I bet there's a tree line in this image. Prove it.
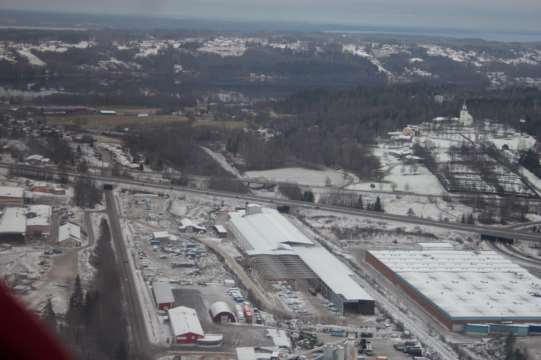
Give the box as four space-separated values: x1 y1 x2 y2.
42 219 129 360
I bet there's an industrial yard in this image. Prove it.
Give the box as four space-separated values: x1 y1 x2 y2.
1 99 541 360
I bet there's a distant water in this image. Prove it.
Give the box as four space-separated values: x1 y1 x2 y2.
323 27 541 43
1 10 540 43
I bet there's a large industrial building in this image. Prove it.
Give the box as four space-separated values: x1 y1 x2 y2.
0 186 24 207
366 250 541 331
0 205 52 241
0 207 26 241
229 205 374 315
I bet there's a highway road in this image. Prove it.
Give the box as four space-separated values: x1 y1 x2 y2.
105 190 154 360
5 161 541 203
487 241 541 270
6 163 541 243
507 220 541 230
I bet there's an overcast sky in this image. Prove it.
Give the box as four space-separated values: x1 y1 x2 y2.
3 0 541 32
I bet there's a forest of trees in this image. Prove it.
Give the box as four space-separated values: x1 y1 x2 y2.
125 126 232 177
73 176 102 208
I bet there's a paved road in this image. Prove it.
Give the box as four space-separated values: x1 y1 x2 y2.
5 161 541 203
356 267 459 360
6 163 541 243
105 190 154 360
487 241 541 270
506 220 541 230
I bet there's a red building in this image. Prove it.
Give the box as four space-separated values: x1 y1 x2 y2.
168 306 204 344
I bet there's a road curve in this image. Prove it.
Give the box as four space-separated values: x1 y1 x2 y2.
487 241 541 270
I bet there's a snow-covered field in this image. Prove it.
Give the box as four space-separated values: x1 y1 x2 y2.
348 164 444 195
300 209 476 254
245 167 358 187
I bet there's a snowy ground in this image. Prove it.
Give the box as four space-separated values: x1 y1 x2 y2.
201 146 241 177
520 167 541 196
299 209 477 253
347 143 445 195
116 189 245 345
245 167 358 187
348 164 445 195
16 49 46 66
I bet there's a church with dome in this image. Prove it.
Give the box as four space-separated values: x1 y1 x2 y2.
459 103 474 126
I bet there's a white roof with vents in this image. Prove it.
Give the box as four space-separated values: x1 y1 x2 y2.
152 282 174 305
369 250 541 321
229 206 313 252
168 306 204 337
229 205 372 302
0 186 24 198
58 223 80 242
0 207 26 234
26 205 51 227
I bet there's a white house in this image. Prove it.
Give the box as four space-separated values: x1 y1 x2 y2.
58 223 81 247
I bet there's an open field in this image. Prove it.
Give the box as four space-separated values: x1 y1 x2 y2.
191 119 246 130
47 114 190 129
245 167 358 187
47 115 246 130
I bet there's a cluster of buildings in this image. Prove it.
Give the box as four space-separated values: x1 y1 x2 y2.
97 143 140 169
432 103 474 127
228 204 375 315
0 186 50 241
0 185 80 245
151 281 224 346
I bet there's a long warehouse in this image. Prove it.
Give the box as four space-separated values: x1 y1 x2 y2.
367 249 541 331
229 204 374 315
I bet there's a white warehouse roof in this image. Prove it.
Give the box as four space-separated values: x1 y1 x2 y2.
26 205 52 227
0 207 26 234
58 223 81 242
152 281 175 305
369 250 541 321
153 231 171 239
229 206 313 252
296 245 371 301
0 186 24 198
179 218 206 231
229 205 372 302
418 242 454 250
214 224 227 233
168 306 204 337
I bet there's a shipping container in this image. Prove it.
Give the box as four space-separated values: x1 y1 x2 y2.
330 329 346 337
243 303 253 323
464 324 490 335
528 325 541 334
